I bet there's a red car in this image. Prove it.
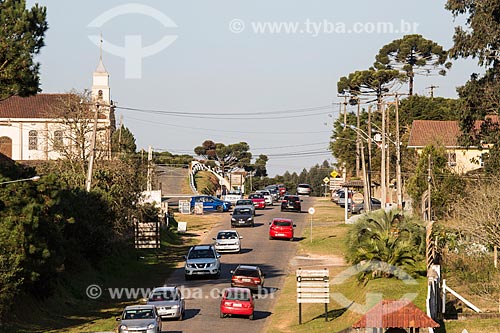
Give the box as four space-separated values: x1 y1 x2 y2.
277 184 287 198
230 265 265 291
220 287 255 320
269 218 296 240
248 193 266 209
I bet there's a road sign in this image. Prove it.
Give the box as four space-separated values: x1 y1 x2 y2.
308 207 315 215
296 268 330 324
323 177 330 184
352 192 364 204
330 170 338 178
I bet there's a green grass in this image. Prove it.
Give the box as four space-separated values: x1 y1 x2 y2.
266 197 500 333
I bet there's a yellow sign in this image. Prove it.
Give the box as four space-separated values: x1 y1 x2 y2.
323 177 330 184
330 170 338 178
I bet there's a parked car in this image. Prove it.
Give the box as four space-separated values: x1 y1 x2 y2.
256 189 273 206
190 195 232 213
296 183 312 196
269 218 296 240
231 207 255 227
281 195 302 212
248 193 266 209
331 188 343 203
350 197 382 214
219 287 255 320
146 286 185 320
184 244 221 280
234 199 256 216
230 264 265 291
337 190 355 208
116 305 161 333
213 230 242 253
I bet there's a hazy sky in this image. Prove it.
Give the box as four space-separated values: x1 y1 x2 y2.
28 0 481 176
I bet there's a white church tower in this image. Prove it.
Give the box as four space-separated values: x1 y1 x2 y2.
91 39 110 106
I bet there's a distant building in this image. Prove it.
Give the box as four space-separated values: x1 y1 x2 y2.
0 57 114 161
407 117 498 174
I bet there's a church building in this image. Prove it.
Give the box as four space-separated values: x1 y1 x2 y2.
0 57 115 161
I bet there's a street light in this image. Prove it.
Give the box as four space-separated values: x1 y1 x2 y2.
0 175 41 185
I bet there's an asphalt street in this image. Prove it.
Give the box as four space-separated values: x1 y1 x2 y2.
161 196 314 333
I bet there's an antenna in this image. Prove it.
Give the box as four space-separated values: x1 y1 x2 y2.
99 32 103 61
426 85 439 98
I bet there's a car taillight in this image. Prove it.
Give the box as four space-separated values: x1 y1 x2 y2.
223 301 232 307
252 278 261 284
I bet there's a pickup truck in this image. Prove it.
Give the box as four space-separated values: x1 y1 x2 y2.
223 191 243 205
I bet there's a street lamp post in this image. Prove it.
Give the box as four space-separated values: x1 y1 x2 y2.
0 176 41 185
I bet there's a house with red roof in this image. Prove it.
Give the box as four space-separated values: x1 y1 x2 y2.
407 117 498 174
0 58 114 161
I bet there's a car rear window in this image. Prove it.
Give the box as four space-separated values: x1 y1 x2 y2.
149 290 175 301
234 269 259 277
236 200 253 205
274 221 292 227
225 290 251 301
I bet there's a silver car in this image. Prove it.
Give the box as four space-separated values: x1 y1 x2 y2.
213 230 242 253
146 286 185 320
184 244 221 280
234 199 256 216
116 304 161 333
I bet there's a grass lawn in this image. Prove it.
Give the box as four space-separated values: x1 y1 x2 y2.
266 197 500 333
6 212 221 333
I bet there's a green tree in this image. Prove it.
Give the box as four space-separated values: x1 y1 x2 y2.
194 140 252 175
112 125 137 155
374 34 452 96
0 0 48 100
398 95 460 126
344 210 425 281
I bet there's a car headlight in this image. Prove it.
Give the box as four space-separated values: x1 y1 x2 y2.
207 263 213 267
231 218 236 221
171 304 179 309
187 263 195 268
247 217 253 221
119 324 127 330
147 323 155 329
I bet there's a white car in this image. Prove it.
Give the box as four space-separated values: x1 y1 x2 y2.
212 230 242 253
296 183 312 196
256 190 273 206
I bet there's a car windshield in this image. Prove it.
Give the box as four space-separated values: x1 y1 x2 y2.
234 268 259 277
123 309 154 320
188 249 215 259
236 200 253 205
225 290 251 301
217 232 238 239
148 290 175 301
274 221 292 227
234 208 251 215
250 194 263 199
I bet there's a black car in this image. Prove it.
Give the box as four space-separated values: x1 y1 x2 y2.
231 207 255 227
280 195 302 212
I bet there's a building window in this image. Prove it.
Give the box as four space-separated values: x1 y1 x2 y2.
98 90 103 99
54 130 63 151
447 152 457 166
29 130 38 150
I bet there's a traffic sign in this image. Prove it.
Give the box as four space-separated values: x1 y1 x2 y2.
323 177 330 184
330 170 338 178
308 207 315 215
352 193 364 204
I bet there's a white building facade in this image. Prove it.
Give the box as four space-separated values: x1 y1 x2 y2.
0 59 114 161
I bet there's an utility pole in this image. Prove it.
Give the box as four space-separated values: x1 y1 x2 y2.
337 93 349 131
117 114 123 157
355 99 361 178
426 85 439 99
427 154 432 221
395 94 403 210
147 145 153 192
86 102 100 192
367 105 373 208
386 102 391 205
380 101 387 208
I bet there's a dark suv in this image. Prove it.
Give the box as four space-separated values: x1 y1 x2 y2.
280 195 302 212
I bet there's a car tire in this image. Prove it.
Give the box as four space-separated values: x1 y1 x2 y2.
289 237 294 241
249 312 254 320
178 311 183 321
269 236 273 240
185 274 191 281
220 311 225 318
251 222 255 228
216 205 223 213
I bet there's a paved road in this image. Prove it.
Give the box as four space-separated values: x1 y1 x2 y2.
161 197 314 333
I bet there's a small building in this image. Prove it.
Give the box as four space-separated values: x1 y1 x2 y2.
0 57 114 161
352 299 439 333
407 118 498 174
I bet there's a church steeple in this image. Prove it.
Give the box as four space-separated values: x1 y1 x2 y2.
92 34 110 105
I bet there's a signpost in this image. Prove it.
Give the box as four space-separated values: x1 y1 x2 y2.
134 220 160 249
296 268 330 324
178 200 191 214
308 207 315 243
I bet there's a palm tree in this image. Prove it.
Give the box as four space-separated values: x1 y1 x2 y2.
345 210 425 281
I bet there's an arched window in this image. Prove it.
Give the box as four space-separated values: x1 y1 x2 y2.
0 136 12 158
98 90 103 99
54 130 63 151
29 130 38 150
